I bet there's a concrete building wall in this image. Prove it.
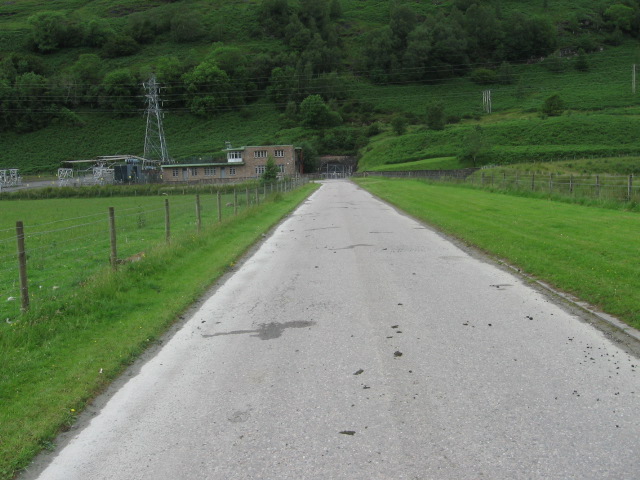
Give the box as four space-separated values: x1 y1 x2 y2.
161 145 301 183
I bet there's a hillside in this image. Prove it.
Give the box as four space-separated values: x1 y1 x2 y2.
1 0 640 173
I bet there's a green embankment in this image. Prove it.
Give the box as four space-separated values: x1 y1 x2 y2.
354 177 640 330
0 183 318 480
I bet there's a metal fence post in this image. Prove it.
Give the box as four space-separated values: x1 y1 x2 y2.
217 190 222 223
16 221 29 311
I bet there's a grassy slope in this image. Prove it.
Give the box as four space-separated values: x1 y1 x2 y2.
0 183 318 480
355 177 640 329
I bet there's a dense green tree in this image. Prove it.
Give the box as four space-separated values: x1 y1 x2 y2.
262 155 279 182
391 114 407 135
541 93 565 116
460 125 490 166
27 12 71 52
260 0 291 36
182 61 232 116
300 94 340 128
284 14 313 51
403 24 432 81
361 27 398 82
83 18 114 48
329 0 343 20
10 72 55 132
268 66 297 108
464 4 503 61
574 49 589 71
390 4 417 51
426 102 446 130
503 14 557 60
423 14 469 78
99 68 141 116
101 35 140 58
604 4 636 33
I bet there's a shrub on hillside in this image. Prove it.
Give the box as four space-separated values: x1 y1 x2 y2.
171 11 206 42
101 35 140 58
541 94 565 117
470 68 498 85
426 103 445 131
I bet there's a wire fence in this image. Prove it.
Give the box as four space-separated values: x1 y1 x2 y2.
360 170 639 203
0 179 307 321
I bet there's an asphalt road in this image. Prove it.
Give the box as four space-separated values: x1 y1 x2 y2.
25 180 640 479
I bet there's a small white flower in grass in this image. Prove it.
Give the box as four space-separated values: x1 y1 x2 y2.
52 286 59 290
7 296 15 302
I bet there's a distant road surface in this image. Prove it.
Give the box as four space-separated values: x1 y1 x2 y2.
24 180 640 479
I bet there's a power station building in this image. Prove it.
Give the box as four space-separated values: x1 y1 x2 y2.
160 144 303 183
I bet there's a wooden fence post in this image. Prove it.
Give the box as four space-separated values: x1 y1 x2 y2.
246 187 250 207
165 198 170 244
628 174 633 202
234 189 238 216
549 173 553 194
195 194 201 233
531 173 535 191
16 221 29 311
255 187 259 205
109 207 117 270
569 175 574 194
217 190 222 223
596 175 600 198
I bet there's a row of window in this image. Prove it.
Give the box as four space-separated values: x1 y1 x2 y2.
254 149 285 158
255 165 285 174
171 167 236 177
171 165 286 177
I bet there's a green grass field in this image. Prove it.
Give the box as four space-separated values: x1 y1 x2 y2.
0 182 318 480
354 177 640 330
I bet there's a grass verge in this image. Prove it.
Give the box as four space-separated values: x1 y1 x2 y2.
354 177 639 329
0 183 318 480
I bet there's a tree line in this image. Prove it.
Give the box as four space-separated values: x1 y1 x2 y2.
1 0 639 134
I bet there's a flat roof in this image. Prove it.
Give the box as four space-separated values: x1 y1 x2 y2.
161 163 243 168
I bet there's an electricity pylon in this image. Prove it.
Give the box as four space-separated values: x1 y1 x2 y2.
143 75 172 164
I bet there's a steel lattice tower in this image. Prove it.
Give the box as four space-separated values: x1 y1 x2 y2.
144 75 172 164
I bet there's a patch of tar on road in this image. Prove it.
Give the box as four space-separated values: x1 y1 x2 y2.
334 244 374 250
202 321 316 341
304 226 340 231
490 284 513 290
227 408 252 423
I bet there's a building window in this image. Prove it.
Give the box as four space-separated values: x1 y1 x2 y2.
228 151 242 160
229 167 236 175
191 168 198 176
204 167 216 176
255 165 266 175
172 169 178 177
274 149 284 158
254 150 267 158
278 164 285 173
